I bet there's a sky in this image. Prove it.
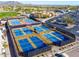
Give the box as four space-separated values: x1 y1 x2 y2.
0 0 79 5
18 1 79 5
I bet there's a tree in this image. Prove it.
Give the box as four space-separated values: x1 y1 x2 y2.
15 7 21 12
63 15 75 24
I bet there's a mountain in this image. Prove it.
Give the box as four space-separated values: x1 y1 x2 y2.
0 1 23 6
0 1 71 7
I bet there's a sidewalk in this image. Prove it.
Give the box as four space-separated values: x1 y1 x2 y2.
0 27 11 57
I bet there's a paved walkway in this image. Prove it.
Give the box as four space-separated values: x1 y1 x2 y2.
0 27 11 57
0 30 4 57
65 46 79 57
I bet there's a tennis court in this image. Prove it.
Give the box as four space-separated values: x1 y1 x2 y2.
10 19 21 25
40 25 49 31
22 28 33 34
30 36 47 48
17 36 49 56
13 29 24 36
33 27 44 33
51 32 69 41
10 20 73 56
43 34 61 46
18 39 34 53
24 19 36 23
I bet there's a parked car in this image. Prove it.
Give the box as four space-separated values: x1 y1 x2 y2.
55 53 68 57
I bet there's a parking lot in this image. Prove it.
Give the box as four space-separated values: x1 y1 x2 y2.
65 46 79 57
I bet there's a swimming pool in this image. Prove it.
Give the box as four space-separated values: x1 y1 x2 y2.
11 19 21 25
14 29 24 36
43 34 61 46
22 28 33 34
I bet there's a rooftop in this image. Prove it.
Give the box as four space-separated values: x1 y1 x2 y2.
46 10 79 37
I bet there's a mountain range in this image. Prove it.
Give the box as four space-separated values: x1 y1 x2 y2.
0 1 23 6
0 1 71 7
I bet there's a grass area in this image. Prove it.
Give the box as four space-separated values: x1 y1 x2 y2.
0 12 19 18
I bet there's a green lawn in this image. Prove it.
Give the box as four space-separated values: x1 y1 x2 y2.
0 12 18 18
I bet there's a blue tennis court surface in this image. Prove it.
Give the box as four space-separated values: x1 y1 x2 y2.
22 28 33 34
11 19 21 25
51 32 69 41
18 39 34 52
43 34 61 45
40 25 49 30
25 19 36 23
33 27 44 33
30 36 47 48
14 29 24 36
